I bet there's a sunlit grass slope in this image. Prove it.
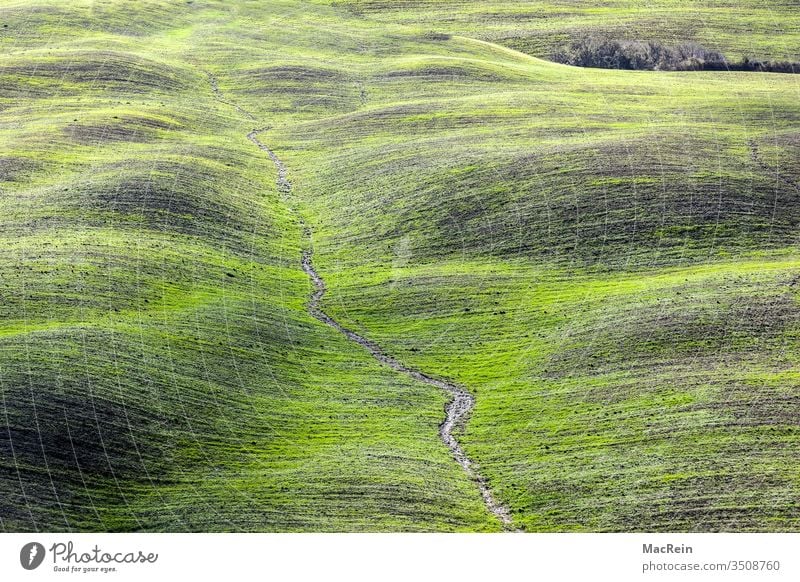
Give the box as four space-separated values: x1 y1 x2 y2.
248 28 800 530
0 1 497 532
1 0 799 532
324 0 800 61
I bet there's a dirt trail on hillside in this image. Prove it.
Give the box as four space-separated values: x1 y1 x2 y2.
247 129 514 528
298 248 514 528
206 71 514 529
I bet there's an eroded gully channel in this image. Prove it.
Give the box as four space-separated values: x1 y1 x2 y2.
206 72 513 529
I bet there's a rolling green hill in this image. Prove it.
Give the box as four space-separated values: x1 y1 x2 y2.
1 0 798 531
326 0 800 61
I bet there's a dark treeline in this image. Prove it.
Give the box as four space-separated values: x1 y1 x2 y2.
553 37 799 73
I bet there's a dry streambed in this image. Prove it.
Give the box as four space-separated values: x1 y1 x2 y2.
247 128 514 530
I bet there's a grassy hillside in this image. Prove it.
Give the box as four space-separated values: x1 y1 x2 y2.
326 0 800 61
1 0 799 532
0 1 497 532
261 35 800 530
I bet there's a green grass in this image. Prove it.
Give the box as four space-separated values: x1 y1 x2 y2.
1 0 799 532
324 0 800 61
320 254 800 530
